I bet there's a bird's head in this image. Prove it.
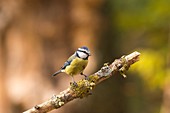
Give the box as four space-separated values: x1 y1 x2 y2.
76 46 91 59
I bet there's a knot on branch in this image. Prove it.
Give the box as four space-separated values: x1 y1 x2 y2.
115 56 129 78
114 51 140 78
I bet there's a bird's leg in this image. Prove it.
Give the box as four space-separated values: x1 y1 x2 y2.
80 72 88 80
71 76 78 86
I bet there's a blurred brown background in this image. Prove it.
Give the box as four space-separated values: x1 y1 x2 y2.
0 0 170 113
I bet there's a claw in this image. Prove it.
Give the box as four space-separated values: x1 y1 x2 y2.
70 81 78 87
70 76 78 86
73 81 78 86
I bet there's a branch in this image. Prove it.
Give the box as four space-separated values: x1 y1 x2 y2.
23 51 140 113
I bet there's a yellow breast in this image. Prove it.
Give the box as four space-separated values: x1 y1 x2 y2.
65 58 88 76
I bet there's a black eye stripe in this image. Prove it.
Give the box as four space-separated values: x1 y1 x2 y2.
77 50 89 55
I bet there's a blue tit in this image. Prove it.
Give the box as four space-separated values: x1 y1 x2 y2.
52 46 91 84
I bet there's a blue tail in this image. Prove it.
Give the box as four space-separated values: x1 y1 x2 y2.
52 70 62 77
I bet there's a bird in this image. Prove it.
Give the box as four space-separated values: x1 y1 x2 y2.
52 46 91 85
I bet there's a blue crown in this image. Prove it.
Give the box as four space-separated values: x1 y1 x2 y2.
80 46 89 51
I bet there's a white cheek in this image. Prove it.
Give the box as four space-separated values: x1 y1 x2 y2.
77 51 87 58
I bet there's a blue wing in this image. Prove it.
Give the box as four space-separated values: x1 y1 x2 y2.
52 53 76 76
61 53 76 69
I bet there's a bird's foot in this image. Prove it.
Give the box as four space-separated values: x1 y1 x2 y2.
81 73 89 80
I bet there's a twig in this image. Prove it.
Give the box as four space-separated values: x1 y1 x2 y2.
23 51 140 113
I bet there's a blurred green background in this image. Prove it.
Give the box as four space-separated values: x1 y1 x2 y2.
0 0 170 113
